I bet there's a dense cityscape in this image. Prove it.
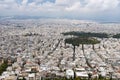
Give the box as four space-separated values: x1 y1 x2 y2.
0 19 120 80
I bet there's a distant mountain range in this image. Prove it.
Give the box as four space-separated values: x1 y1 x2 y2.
0 16 120 24
0 16 54 20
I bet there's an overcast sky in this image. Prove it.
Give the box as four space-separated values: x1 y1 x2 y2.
0 0 120 21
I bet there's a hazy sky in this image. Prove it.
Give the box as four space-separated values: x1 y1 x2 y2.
0 0 120 21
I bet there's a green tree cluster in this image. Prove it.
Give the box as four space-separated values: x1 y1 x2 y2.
0 61 8 75
62 31 109 38
113 34 120 38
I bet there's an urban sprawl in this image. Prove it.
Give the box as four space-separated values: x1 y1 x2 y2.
0 19 120 80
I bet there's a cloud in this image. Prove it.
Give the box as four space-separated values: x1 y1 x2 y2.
22 0 28 5
0 0 120 21
85 0 120 10
65 0 120 12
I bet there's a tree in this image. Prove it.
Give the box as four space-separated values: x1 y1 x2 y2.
113 34 120 38
90 38 100 50
0 60 8 75
62 31 109 38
